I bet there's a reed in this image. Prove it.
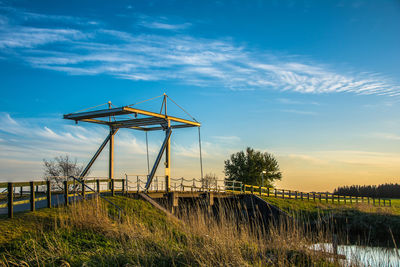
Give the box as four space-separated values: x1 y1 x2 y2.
0 196 354 266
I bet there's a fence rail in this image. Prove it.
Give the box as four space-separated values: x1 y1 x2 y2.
0 177 391 219
227 184 391 207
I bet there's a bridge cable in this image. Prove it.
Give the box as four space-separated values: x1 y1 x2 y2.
166 95 198 122
126 94 164 107
145 131 150 175
71 102 109 114
198 126 204 181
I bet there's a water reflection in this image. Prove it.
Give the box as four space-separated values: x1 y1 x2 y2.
311 243 400 267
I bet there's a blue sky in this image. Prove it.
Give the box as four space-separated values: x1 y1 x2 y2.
0 0 400 191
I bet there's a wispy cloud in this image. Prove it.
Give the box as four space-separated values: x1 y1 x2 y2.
374 133 400 141
280 109 317 115
1 6 400 97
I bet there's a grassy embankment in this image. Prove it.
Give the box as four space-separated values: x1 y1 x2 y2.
262 196 400 247
0 196 345 266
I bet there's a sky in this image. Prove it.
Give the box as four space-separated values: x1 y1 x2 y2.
0 0 400 191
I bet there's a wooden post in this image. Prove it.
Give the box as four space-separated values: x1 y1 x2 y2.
307 193 310 201
326 193 328 203
373 198 375 205
389 199 392 207
251 185 254 194
20 186 23 197
46 180 51 208
344 196 346 204
332 194 334 204
362 196 364 203
300 192 303 200
96 179 100 193
378 198 381 206
282 189 285 199
64 181 69 206
313 193 315 202
8 182 13 219
368 197 370 204
274 189 277 198
288 190 291 199
319 194 322 202
350 196 352 204
267 187 270 197
82 179 85 199
111 179 115 196
383 199 386 206
137 176 139 193
30 181 35 212
122 179 125 194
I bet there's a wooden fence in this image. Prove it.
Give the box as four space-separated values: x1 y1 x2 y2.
229 184 392 207
0 178 126 219
1 178 392 219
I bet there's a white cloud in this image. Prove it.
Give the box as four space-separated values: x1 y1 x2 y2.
374 133 400 141
0 6 399 97
280 109 317 115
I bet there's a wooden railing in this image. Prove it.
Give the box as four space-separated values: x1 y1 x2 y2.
2 178 391 219
0 178 126 219
226 184 392 207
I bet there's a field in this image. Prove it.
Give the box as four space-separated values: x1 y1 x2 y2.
0 195 399 266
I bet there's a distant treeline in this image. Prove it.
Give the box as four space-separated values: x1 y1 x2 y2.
333 183 400 198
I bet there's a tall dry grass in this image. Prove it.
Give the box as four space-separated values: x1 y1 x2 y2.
1 196 347 266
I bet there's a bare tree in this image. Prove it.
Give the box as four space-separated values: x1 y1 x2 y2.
43 155 84 190
201 173 218 190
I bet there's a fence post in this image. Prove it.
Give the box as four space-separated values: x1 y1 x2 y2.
136 176 140 193
368 197 370 204
389 199 391 207
378 198 381 206
288 190 291 199
267 187 270 197
313 193 315 202
20 186 23 197
282 189 285 199
82 179 86 199
274 189 277 198
122 179 125 194
307 193 310 201
383 199 385 206
64 180 69 206
362 196 364 203
29 181 35 212
111 179 115 196
332 194 334 204
46 180 51 208
251 185 254 194
300 192 303 200
8 182 13 218
319 194 321 202
96 179 100 193
344 196 346 204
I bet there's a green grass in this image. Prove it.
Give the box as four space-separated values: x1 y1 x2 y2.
0 196 340 266
262 196 400 247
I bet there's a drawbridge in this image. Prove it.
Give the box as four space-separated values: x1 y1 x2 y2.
63 93 202 192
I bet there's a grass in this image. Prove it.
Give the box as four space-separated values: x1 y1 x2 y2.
0 195 344 266
261 196 400 247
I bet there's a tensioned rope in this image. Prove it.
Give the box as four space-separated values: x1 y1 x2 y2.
146 131 150 174
198 127 204 180
166 95 198 122
126 94 164 107
71 102 109 114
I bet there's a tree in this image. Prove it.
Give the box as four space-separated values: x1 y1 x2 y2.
224 147 282 187
201 173 218 189
43 155 84 190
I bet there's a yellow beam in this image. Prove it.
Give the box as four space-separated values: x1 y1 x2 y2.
123 107 200 127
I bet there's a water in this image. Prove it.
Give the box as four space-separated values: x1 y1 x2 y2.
311 243 400 267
